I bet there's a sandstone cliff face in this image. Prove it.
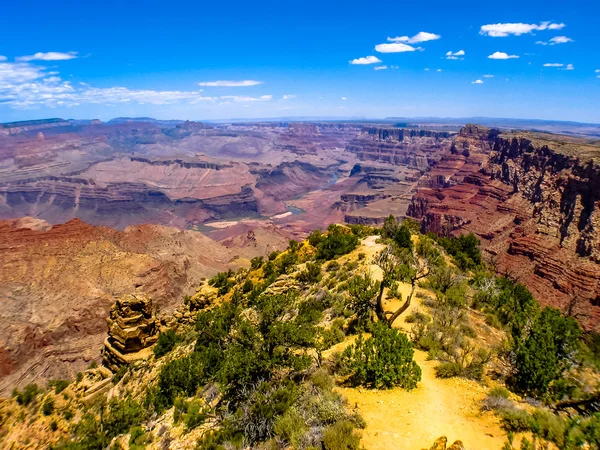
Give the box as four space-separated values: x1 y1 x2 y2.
0 218 239 394
409 125 600 328
346 127 453 169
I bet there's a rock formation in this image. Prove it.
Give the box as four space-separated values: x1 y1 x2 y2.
409 125 600 328
102 294 158 372
422 436 466 450
0 217 244 394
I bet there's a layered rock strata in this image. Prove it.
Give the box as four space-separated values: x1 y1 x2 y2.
409 125 600 328
102 294 158 372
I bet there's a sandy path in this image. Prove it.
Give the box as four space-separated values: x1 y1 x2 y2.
335 237 507 450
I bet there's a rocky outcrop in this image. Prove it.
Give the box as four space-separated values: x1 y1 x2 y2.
102 294 158 372
0 217 240 394
422 436 465 450
409 125 600 328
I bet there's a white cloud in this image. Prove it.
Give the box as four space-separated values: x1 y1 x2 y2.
472 79 484 84
564 64 574 71
198 80 262 87
488 52 519 60
387 31 441 44
544 63 563 67
547 23 566 30
341 97 347 101
483 74 494 78
424 68 430 71
549 36 574 44
374 65 388 71
537 35 574 46
0 61 278 109
596 70 600 73
436 69 442 72
0 56 6 62
349 55 382 65
220 95 272 102
446 50 465 60
390 65 399 69
281 94 296 100
16 51 78 62
375 43 418 53
480 22 565 37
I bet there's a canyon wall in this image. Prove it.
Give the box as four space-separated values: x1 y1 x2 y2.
408 125 600 328
0 217 244 394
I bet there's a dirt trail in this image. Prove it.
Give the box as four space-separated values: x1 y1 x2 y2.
336 237 507 450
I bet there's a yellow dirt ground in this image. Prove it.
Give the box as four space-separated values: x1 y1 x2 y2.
336 236 508 450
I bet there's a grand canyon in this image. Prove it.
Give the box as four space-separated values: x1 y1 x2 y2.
2 116 600 449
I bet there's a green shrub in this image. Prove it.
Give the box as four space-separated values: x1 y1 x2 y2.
50 420 58 431
405 311 430 324
511 307 580 396
342 323 421 390
48 379 70 395
485 313 503 329
326 261 340 272
154 329 179 358
313 225 359 261
13 383 39 406
42 398 55 415
435 362 462 378
297 262 322 284
489 386 510 399
251 256 264 270
184 399 208 431
500 408 532 432
322 420 361 450
274 408 306 447
242 279 254 293
530 409 565 447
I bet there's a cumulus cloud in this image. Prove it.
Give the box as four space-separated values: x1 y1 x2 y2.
564 64 574 71
281 94 296 100
544 63 564 67
349 55 381 65
387 31 441 44
0 61 275 109
446 50 465 60
483 74 494 78
437 69 442 72
16 51 78 62
341 97 347 100
472 79 484 84
390 65 399 69
375 43 419 53
198 80 262 87
480 22 565 37
488 52 519 60
0 56 6 62
374 65 388 71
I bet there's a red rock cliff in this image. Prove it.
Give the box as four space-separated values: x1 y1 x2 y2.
408 125 600 329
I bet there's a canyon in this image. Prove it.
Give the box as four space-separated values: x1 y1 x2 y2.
408 125 600 329
1 117 599 394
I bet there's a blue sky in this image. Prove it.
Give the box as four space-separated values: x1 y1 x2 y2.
1 0 599 123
